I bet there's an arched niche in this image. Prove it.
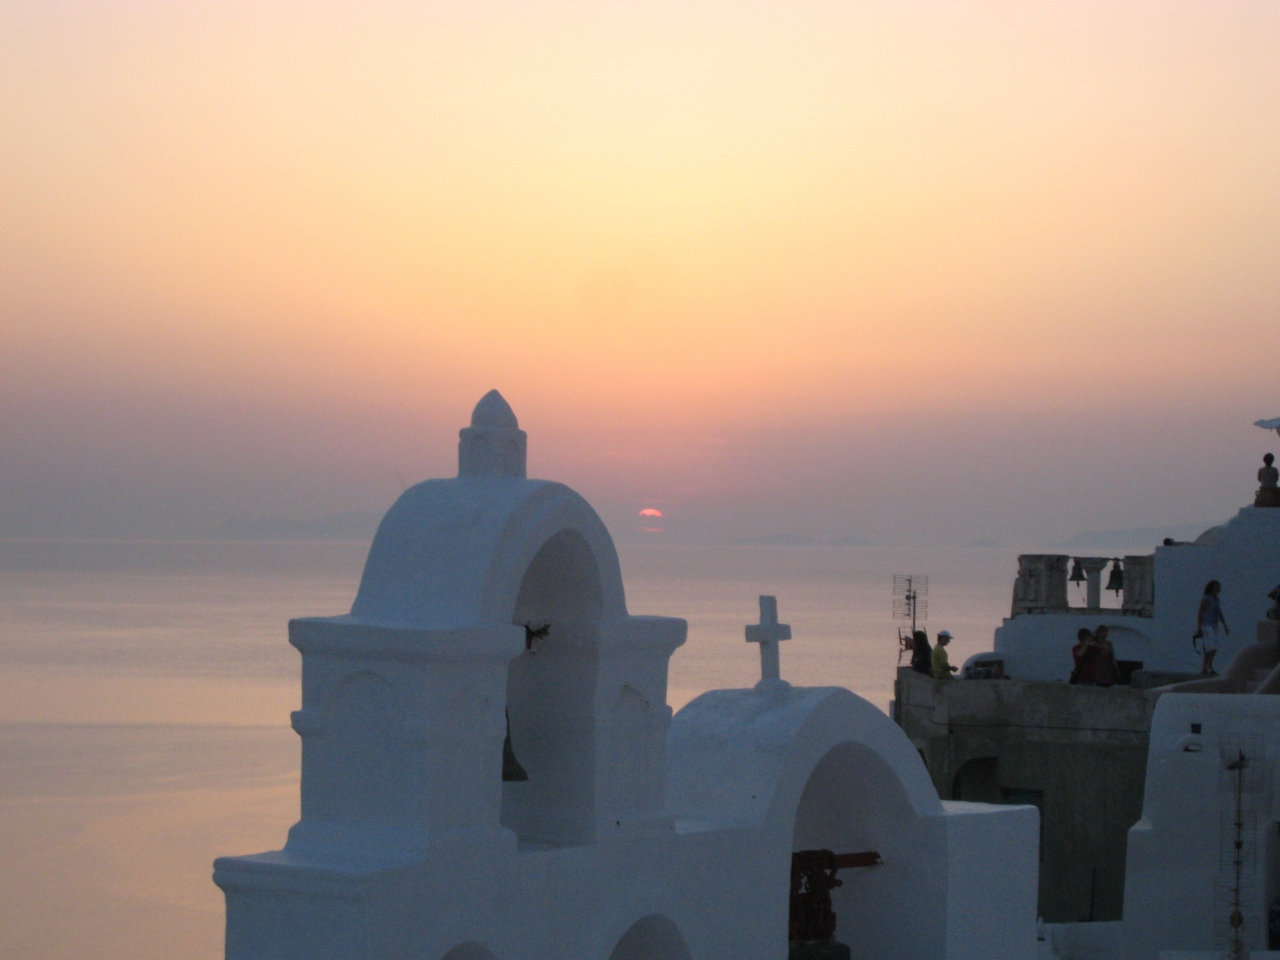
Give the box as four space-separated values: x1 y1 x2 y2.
438 943 501 960
791 741 935 960
501 528 605 846
608 915 692 960
350 479 626 631
951 757 1001 803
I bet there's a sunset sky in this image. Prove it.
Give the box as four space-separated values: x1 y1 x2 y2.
2 1 1278 544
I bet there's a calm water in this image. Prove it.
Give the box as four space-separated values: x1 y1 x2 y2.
0 538 1026 960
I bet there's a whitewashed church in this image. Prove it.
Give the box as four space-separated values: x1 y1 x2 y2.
213 391 1039 960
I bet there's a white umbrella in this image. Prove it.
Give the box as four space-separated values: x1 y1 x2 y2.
1256 417 1280 438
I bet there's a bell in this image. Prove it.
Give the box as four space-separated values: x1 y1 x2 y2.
1069 559 1086 583
1106 560 1124 594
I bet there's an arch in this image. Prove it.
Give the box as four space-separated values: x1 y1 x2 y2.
501 528 606 846
667 686 943 834
789 741 942 960
438 943 501 960
952 756 1001 803
350 479 626 631
511 528 604 623
667 689 947 958
607 915 692 960
793 741 915 850
480 485 624 627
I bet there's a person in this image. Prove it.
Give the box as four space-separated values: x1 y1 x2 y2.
1194 580 1229 675
1258 453 1280 507
1092 624 1119 687
932 630 958 681
1261 453 1279 490
910 630 933 675
1071 628 1097 685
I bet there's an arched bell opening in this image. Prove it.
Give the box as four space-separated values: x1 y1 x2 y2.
789 741 928 960
607 914 692 960
500 527 604 846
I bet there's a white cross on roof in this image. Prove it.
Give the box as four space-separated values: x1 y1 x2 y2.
745 595 792 692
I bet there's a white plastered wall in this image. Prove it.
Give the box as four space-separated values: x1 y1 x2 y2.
1121 693 1280 959
215 394 1041 960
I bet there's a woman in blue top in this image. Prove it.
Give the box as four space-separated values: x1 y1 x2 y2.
1195 580 1229 675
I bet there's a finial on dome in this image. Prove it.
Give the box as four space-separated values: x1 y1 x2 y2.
458 390 527 479
472 389 519 430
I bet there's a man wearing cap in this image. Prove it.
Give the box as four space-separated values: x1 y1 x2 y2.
932 630 958 681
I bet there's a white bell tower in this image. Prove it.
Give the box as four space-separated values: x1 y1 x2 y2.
225 391 685 874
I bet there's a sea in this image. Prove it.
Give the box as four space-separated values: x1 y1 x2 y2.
0 537 1074 960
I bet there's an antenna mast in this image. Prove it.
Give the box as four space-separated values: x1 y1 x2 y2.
893 574 929 661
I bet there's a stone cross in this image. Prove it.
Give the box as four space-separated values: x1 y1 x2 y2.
746 595 791 690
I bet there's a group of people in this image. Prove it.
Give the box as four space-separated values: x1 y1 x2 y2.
908 580 1233 687
909 629 958 681
1069 580 1230 683
1070 625 1120 687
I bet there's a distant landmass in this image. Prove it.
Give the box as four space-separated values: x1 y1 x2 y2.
730 533 878 546
210 511 383 541
732 534 821 546
1055 520 1219 550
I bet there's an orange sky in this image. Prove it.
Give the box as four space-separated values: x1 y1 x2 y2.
2 1 1279 542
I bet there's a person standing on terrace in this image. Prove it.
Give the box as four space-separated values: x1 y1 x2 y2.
932 630 958 681
1194 580 1229 675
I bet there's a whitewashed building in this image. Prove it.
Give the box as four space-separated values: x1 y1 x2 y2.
992 509 1280 681
1043 626 1280 959
214 391 1040 960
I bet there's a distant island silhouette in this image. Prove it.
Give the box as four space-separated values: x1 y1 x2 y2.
1054 520 1219 550
209 511 382 541
730 533 878 547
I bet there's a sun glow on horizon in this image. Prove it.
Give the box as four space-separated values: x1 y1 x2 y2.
2 1 1278 542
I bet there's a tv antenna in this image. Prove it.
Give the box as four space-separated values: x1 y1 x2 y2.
893 575 928 661
1215 740 1263 959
